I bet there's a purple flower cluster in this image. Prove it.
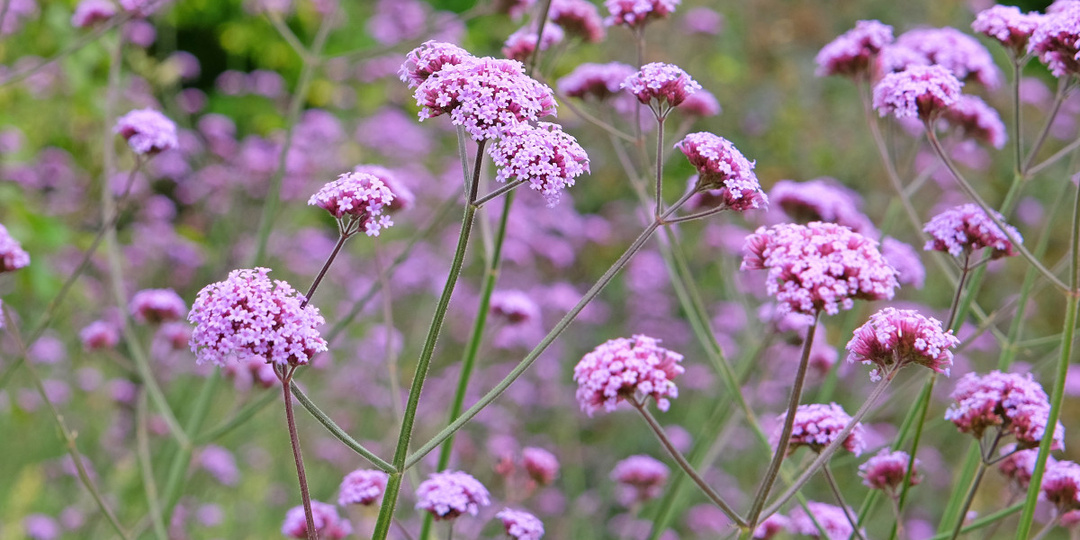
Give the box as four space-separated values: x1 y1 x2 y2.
415 470 492 521
352 164 414 212
0 224 30 272
113 108 178 155
941 95 1007 149
487 122 590 206
788 501 858 540
188 267 327 368
71 0 117 28
129 288 187 324
496 508 545 540
398 40 471 89
894 27 1002 88
80 320 120 351
611 454 669 504
281 501 352 540
922 203 1022 259
846 307 959 381
308 171 395 236
490 289 541 324
773 402 866 456
573 334 685 415
769 178 873 234
622 62 701 114
815 19 894 78
676 132 766 211
873 65 963 121
502 24 565 62
1029 5 1080 78
859 449 921 493
522 447 560 485
604 0 679 28
338 469 389 506
1043 460 1080 512
741 222 899 320
677 89 721 117
549 0 605 42
945 370 1065 450
972 4 1043 54
557 61 636 101
997 445 1046 489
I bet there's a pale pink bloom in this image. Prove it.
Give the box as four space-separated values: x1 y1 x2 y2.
1043 460 1080 512
941 94 1007 148
622 62 701 114
573 334 684 415
114 108 178 155
415 470 491 521
815 20 894 78
789 501 860 540
338 469 389 506
549 0 605 42
497 508 545 540
895 27 1002 88
773 402 866 456
972 4 1044 53
604 0 679 28
0 224 30 272
558 62 636 101
997 444 1051 489
945 370 1065 450
859 449 921 493
129 288 187 324
308 171 395 236
676 132 765 211
522 447 560 485
611 455 669 504
846 307 959 381
502 24 565 62
71 0 117 28
923 203 1022 259
873 65 963 121
1029 5 1080 78
281 501 352 539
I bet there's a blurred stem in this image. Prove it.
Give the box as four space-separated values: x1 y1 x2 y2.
1015 176 1080 540
859 80 924 238
196 377 273 444
1031 515 1061 540
527 0 553 76
279 366 317 540
1021 78 1071 176
373 141 487 540
947 253 972 330
376 239 405 427
291 381 394 472
633 400 746 527
745 312 821 529
928 502 1023 539
1028 136 1080 177
0 12 135 88
887 375 935 540
162 370 220 521
1012 57 1024 175
949 461 988 540
136 392 168 540
822 465 865 540
251 14 334 267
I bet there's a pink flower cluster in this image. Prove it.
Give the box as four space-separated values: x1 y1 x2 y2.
1029 5 1080 78
741 222 898 320
113 108 178 155
942 95 1007 149
80 320 120 351
398 40 471 89
846 307 959 381
1043 460 1080 512
893 27 1001 88
558 61 636 101
522 447 560 485
573 334 685 415
858 449 921 493
338 469 389 506
815 19 894 78
945 370 1065 450
0 224 30 273
873 64 963 121
604 0 679 28
972 4 1043 54
308 171 395 236
675 132 766 211
352 164 414 212
922 203 1022 259
611 454 669 504
496 508 545 540
129 288 187 324
188 268 327 369
622 62 701 114
415 470 492 521
549 0 605 42
502 24 565 62
490 290 541 324
487 122 590 206
769 178 873 234
788 501 859 540
71 0 117 28
281 501 352 539
997 445 1046 489
773 402 865 456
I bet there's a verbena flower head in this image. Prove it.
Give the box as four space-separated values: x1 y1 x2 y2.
859 449 921 493
846 307 959 381
945 370 1065 450
815 20 894 78
676 132 766 211
873 65 963 121
604 0 679 28
611 455 669 504
1043 460 1080 512
338 469 389 506
773 402 866 456
188 267 327 368
622 62 701 116
0 224 30 272
502 24 565 62
72 0 117 28
352 164 414 212
490 290 541 324
895 27 1002 88
308 171 395 236
487 122 590 206
413 56 557 141
129 288 187 324
741 222 899 321
558 62 636 101
1029 5 1080 78
923 203 1022 259
753 514 790 539
399 40 473 89
496 508 545 540
997 445 1050 489
522 447 559 485
113 108 178 155
769 178 873 234
677 89 722 117
281 501 352 540
789 501 858 540
550 0 605 42
415 470 492 521
80 320 120 351
942 94 1007 149
573 334 684 415
972 5 1043 54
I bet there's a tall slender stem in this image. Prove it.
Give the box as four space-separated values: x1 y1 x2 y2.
301 232 349 308
1011 56 1024 176
280 367 318 540
136 392 168 540
821 465 866 540
746 312 820 528
948 462 988 540
655 115 666 218
1022 78 1071 176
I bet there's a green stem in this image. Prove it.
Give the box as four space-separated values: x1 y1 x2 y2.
1021 78 1071 176
161 370 220 521
887 374 935 540
949 461 988 540
136 392 168 540
928 502 1023 540
655 115 665 219
291 381 394 472
1012 56 1023 176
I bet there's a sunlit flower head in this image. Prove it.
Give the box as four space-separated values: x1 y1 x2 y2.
487 122 590 206
923 203 1022 259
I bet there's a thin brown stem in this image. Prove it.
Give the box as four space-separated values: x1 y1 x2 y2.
301 232 349 309
280 367 318 540
822 465 866 540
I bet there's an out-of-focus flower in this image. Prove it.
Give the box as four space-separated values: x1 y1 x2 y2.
611 455 669 504
676 89 721 117
491 290 541 324
873 65 963 121
497 508 545 540
80 320 120 351
352 164 414 212
941 95 1007 149
502 24 565 62
415 470 492 520
972 4 1043 54
622 62 701 116
789 501 860 540
604 0 680 28
23 514 60 540
367 0 426 46
815 20 894 78
923 203 1022 259
558 62 636 101
997 445 1048 489
487 122 590 206
114 108 178 155
859 449 921 494
676 132 765 211
549 0 605 42
773 402 865 456
197 445 239 486
1043 461 1080 512
1029 5 1080 78
399 40 473 89
894 27 1002 88
846 307 959 381
281 501 352 539
522 447 560 485
308 171 395 236
768 178 873 234
0 224 30 272
753 514 789 539
338 469 389 506
945 370 1065 450
681 6 723 35
881 237 926 289
71 0 117 27
129 288 187 324
573 334 684 415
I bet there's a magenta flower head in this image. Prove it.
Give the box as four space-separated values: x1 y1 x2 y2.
487 122 590 206
923 203 1022 259
815 20 894 79
789 501 859 540
129 288 187 324
859 449 921 494
549 0 605 42
413 56 557 141
1029 5 1080 78
769 178 873 234
611 455 669 505
676 132 766 211
491 290 541 324
80 320 120 351
894 27 1002 88
0 224 30 273
308 171 395 236
72 0 118 28
338 469 389 506
997 445 1050 489
872 65 963 122
741 222 899 321
113 108 178 155
846 307 959 381
558 62 636 101
573 334 684 415
945 370 1065 450
496 508 545 540
1043 460 1080 512
399 40 473 89
188 267 327 369
753 514 789 539
941 94 1007 149
502 24 565 62
282 501 352 540
773 402 866 456
677 89 722 117
604 0 679 28
415 470 492 521
521 447 560 485
972 5 1043 54
622 62 701 117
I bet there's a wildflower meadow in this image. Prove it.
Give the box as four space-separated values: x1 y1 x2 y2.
5 0 1080 539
